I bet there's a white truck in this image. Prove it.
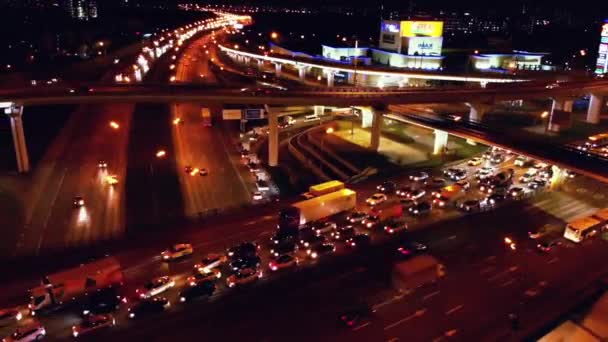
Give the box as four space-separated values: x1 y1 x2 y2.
292 188 356 225
29 257 123 314
392 255 446 293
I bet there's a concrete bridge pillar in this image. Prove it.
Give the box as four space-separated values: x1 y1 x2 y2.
325 70 336 87
548 97 573 133
314 105 325 116
433 130 449 155
274 63 282 76
370 108 383 151
466 102 491 123
265 105 279 167
479 81 488 88
587 93 603 124
6 105 29 173
297 66 307 80
257 59 264 69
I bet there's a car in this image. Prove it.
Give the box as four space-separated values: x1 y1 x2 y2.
483 193 505 207
330 225 355 241
409 201 432 216
98 160 108 169
377 181 397 194
407 188 426 200
459 199 481 213
346 211 367 223
456 180 471 190
199 168 208 176
514 156 528 167
338 304 374 327
345 234 371 248
528 179 546 190
449 170 467 181
73 196 85 207
383 219 407 234
468 157 483 166
361 214 381 229
509 187 526 200
447 114 462 121
269 242 297 258
229 255 261 271
227 242 259 259
565 170 577 179
184 165 193 173
270 231 298 246
226 268 262 288
429 177 447 188
538 168 553 180
536 233 562 253
256 180 270 191
105 175 118 186
490 154 505 164
475 167 494 180
366 193 387 206
443 168 459 178
308 243 336 259
298 234 326 249
194 253 227 273
128 297 170 319
519 168 537 183
399 198 417 209
161 243 193 261
315 221 337 235
252 191 264 201
396 241 428 257
482 151 493 160
186 268 222 286
268 254 298 271
72 314 115 338
82 287 123 315
409 171 429 183
396 186 414 197
179 280 215 303
135 276 175 299
0 308 22 326
248 162 262 172
528 224 563 240
533 162 548 170
3 322 46 342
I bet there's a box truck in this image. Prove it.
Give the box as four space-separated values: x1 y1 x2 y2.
392 255 446 293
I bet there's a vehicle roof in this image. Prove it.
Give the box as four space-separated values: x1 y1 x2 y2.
592 208 608 221
309 180 344 193
294 189 356 211
43 257 121 285
568 216 601 230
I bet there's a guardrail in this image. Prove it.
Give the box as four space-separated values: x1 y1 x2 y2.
287 131 331 181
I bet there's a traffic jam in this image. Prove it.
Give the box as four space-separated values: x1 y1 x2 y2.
0 146 586 340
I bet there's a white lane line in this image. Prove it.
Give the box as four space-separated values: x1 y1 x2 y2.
480 266 496 275
445 304 463 316
548 257 559 264
423 290 440 301
352 322 371 331
500 278 517 287
384 309 426 330
487 266 519 282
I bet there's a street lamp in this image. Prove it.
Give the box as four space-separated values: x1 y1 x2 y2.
156 150 167 158
270 32 278 39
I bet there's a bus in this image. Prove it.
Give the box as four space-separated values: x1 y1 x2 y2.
563 216 601 243
201 107 212 127
584 133 608 149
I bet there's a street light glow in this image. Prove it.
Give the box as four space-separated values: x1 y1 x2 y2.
270 32 278 39
109 121 120 129
156 150 167 158
326 127 334 134
541 111 549 119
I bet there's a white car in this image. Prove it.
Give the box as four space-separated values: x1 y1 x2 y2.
409 172 429 182
366 193 387 206
161 243 193 261
72 314 115 338
195 253 227 273
519 168 537 183
513 156 528 167
475 167 494 180
136 276 175 299
226 268 261 288
3 322 45 342
314 221 337 235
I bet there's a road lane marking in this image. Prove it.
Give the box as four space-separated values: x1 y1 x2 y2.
352 322 371 331
384 309 426 330
548 257 559 264
500 278 517 287
387 338 400 342
487 266 519 282
480 266 496 275
445 304 463 315
423 290 440 301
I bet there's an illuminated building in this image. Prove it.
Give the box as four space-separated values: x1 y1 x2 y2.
470 51 551 71
64 0 98 20
595 21 608 75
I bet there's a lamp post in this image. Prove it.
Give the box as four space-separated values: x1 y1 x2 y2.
320 127 334 170
353 39 359 86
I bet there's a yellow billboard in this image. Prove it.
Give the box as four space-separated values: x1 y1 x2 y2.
401 21 444 37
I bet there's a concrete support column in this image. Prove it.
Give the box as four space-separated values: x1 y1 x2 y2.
6 106 29 173
265 105 279 167
563 99 574 112
244 57 251 65
587 93 603 124
347 72 355 85
326 71 335 87
466 102 491 123
274 63 282 76
370 108 382 151
548 98 570 133
480 81 488 88
298 67 307 80
433 130 449 155
314 105 325 116
257 59 264 69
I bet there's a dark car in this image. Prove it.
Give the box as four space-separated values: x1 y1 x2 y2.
128 297 170 319
269 241 297 258
179 280 215 303
396 241 428 258
450 169 467 181
536 233 562 252
227 242 259 259
377 181 397 194
346 211 367 223
338 303 374 327
383 219 408 234
308 243 336 259
229 255 261 271
409 171 429 182
459 199 481 213
298 233 326 249
269 232 297 246
82 286 123 315
483 193 505 207
429 177 447 188
396 186 415 197
400 198 417 209
409 201 432 216
490 153 505 164
345 234 371 248
330 225 356 241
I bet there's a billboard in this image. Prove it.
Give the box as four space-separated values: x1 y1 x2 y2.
406 37 443 56
382 21 401 33
595 22 608 75
245 108 264 120
401 21 444 38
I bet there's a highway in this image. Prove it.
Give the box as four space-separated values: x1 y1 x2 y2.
1 144 606 340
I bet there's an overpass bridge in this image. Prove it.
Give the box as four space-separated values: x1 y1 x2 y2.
2 80 608 177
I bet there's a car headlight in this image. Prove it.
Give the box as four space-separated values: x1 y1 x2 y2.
73 330 79 338
180 297 186 302
129 313 135 318
15 312 22 321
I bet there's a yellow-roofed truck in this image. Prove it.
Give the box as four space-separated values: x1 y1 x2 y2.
301 180 345 199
